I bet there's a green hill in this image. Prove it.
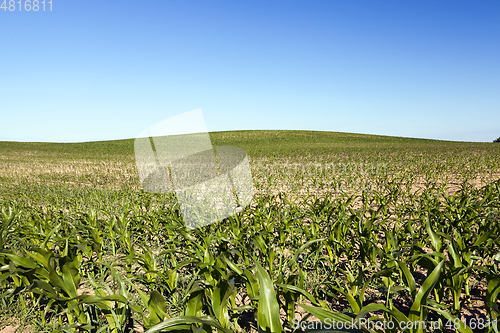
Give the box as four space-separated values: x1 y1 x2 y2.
0 130 492 160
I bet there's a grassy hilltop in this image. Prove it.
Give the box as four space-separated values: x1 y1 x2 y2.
1 130 498 191
0 129 488 159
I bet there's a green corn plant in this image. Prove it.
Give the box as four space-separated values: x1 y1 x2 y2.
398 259 473 333
114 209 136 273
379 227 399 303
181 279 235 333
255 261 283 333
274 238 325 327
4 244 90 331
144 316 232 333
445 234 468 315
130 287 168 328
0 205 21 252
183 240 237 329
106 214 118 257
297 303 367 333
210 279 233 329
78 208 105 262
485 275 500 332
87 265 135 333
134 245 161 288
183 280 205 319
326 264 371 315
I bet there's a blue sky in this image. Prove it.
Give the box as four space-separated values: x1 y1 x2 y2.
1 0 499 142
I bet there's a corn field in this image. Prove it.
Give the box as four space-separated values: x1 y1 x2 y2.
1 130 500 333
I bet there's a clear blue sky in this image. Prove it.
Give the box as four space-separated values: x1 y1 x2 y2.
1 0 499 142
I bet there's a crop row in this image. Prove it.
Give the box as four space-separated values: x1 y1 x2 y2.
1 177 500 332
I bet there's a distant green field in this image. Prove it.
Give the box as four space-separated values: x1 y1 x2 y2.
0 129 489 158
1 130 498 191
1 130 500 332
